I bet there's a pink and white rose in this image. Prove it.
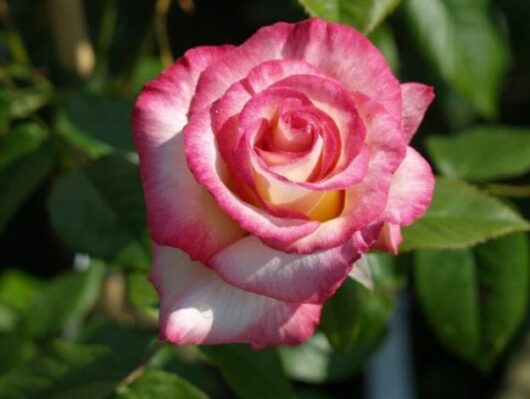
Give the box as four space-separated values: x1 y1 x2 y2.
132 18 434 348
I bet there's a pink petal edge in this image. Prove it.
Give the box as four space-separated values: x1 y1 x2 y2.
132 46 247 262
210 235 364 304
401 83 435 143
381 146 435 226
152 245 321 348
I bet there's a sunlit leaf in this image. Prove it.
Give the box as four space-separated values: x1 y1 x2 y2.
0 269 40 313
25 263 104 339
298 0 401 34
427 126 530 182
404 0 508 117
401 178 530 251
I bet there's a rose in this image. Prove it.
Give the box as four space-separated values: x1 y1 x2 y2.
133 18 434 348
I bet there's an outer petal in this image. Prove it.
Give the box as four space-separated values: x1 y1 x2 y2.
382 147 435 226
132 46 247 262
373 223 402 255
401 83 435 143
191 19 401 118
210 236 364 304
152 245 321 348
283 18 402 118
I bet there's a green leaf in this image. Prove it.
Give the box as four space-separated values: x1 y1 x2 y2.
298 0 401 34
0 333 35 375
404 0 508 118
0 65 54 119
414 233 529 371
0 340 124 399
64 91 135 152
0 140 55 234
112 237 151 271
81 322 154 375
426 126 530 182
0 269 40 313
321 253 401 354
0 123 48 167
0 91 10 134
54 111 110 159
149 346 225 396
1 125 48 163
24 262 104 339
48 155 148 260
127 271 158 313
130 57 164 95
200 345 292 399
116 370 208 399
401 178 530 251
279 332 378 383
369 25 399 73
0 304 18 332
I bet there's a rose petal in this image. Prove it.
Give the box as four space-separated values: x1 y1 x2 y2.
401 83 435 143
210 235 364 304
382 146 435 226
132 46 247 262
191 19 401 119
239 124 346 222
211 59 324 135
283 18 402 118
152 245 321 348
373 223 402 255
267 94 406 254
184 110 320 245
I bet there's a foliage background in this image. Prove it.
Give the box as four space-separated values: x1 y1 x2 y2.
0 0 529 398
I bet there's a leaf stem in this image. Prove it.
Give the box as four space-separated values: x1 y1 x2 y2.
154 0 173 68
0 0 30 65
123 341 164 386
94 0 119 78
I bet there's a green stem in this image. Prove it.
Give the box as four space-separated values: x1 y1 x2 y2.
0 0 30 65
94 0 118 78
123 341 164 385
154 0 173 68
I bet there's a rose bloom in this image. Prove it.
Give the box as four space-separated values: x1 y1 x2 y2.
133 18 434 348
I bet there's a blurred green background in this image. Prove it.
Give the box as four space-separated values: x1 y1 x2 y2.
0 0 529 398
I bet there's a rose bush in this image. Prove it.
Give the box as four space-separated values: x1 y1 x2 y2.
133 18 434 348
